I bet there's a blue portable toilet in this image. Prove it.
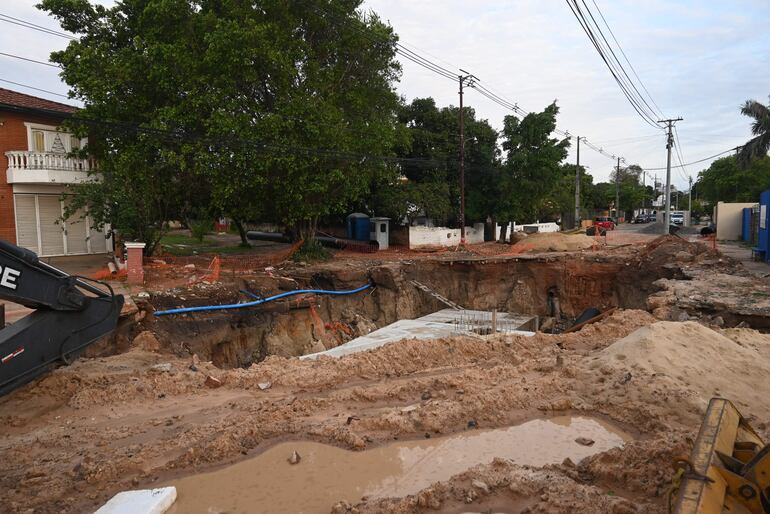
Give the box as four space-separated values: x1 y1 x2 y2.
346 213 370 241
758 190 770 261
742 207 752 241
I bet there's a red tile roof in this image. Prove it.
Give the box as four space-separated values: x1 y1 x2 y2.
0 87 77 115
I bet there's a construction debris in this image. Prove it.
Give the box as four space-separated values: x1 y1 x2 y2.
3 235 770 513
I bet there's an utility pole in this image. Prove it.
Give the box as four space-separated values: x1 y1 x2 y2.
642 171 646 212
658 117 683 234
615 157 621 222
458 70 477 245
688 176 693 211
575 136 582 229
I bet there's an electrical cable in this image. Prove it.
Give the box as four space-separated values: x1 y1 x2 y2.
0 13 74 39
0 51 59 68
580 0 662 121
313 0 634 165
564 0 661 129
590 0 665 118
672 126 690 182
642 146 741 171
0 77 69 98
154 282 372 316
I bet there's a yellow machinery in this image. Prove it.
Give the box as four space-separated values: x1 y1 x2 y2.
673 398 770 513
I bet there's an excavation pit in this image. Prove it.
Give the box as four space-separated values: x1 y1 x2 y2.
145 251 674 368
165 415 632 514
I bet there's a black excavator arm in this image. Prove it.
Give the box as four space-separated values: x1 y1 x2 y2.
0 239 124 396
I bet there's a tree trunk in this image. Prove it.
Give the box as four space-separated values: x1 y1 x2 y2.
295 217 319 244
498 221 509 243
485 216 496 242
233 218 248 246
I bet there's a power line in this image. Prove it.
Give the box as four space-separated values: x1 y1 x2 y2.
564 0 661 129
0 51 59 68
672 126 690 182
589 134 661 145
577 0 661 122
68 115 463 171
0 77 69 98
0 13 74 40
643 146 741 171
312 1 632 165
589 0 665 118
565 0 655 126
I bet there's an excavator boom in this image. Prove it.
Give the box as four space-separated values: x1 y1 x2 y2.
0 239 123 396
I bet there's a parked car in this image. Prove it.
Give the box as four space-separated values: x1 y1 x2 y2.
634 214 649 224
671 213 684 225
593 216 616 231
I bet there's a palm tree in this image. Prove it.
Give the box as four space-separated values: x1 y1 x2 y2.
738 97 770 169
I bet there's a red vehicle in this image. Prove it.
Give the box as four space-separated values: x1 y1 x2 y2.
591 216 616 233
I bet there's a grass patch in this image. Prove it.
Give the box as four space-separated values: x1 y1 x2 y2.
160 234 215 246
159 233 254 256
292 239 331 262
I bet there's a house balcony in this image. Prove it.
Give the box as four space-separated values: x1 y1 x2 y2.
5 151 97 185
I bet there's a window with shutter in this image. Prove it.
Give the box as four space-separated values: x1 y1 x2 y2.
33 130 45 152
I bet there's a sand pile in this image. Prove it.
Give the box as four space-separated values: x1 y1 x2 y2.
596 321 770 418
510 232 596 253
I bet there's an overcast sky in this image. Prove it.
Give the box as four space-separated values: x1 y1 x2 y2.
2 0 769 189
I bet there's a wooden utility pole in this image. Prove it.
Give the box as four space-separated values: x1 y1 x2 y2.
458 70 477 245
615 157 621 221
575 136 582 228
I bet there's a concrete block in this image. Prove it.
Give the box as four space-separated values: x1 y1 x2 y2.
94 486 177 514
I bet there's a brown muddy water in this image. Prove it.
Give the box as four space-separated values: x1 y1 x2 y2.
166 416 632 514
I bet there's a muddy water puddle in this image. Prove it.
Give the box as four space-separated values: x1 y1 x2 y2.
167 416 631 514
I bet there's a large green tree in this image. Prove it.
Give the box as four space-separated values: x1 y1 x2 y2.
371 97 499 227
697 155 770 203
496 103 569 240
41 0 401 250
546 163 594 222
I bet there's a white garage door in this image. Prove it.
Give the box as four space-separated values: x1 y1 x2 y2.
38 195 65 256
63 202 88 255
88 217 108 254
13 194 110 256
14 195 39 251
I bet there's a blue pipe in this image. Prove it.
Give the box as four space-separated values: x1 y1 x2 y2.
153 282 372 316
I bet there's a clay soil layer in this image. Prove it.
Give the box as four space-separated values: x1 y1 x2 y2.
1 236 770 513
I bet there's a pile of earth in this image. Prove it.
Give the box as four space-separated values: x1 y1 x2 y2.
639 221 699 235
592 320 770 420
509 232 597 253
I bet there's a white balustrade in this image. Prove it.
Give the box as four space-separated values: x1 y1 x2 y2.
5 151 95 172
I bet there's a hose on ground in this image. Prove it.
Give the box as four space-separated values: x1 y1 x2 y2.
153 282 372 316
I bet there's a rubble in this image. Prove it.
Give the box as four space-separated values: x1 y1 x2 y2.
2 236 770 513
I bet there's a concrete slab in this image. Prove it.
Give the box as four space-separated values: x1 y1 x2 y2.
302 309 536 360
94 487 176 514
419 308 534 327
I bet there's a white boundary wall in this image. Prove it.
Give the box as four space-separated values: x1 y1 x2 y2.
408 222 560 249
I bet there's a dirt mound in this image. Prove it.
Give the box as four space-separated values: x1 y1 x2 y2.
595 321 770 418
510 232 596 253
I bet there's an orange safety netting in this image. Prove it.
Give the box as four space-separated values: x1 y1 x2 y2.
147 238 306 274
91 267 127 281
188 255 221 285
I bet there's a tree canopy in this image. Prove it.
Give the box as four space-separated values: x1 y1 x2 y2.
738 97 770 169
697 155 770 204
41 0 402 248
496 103 570 226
